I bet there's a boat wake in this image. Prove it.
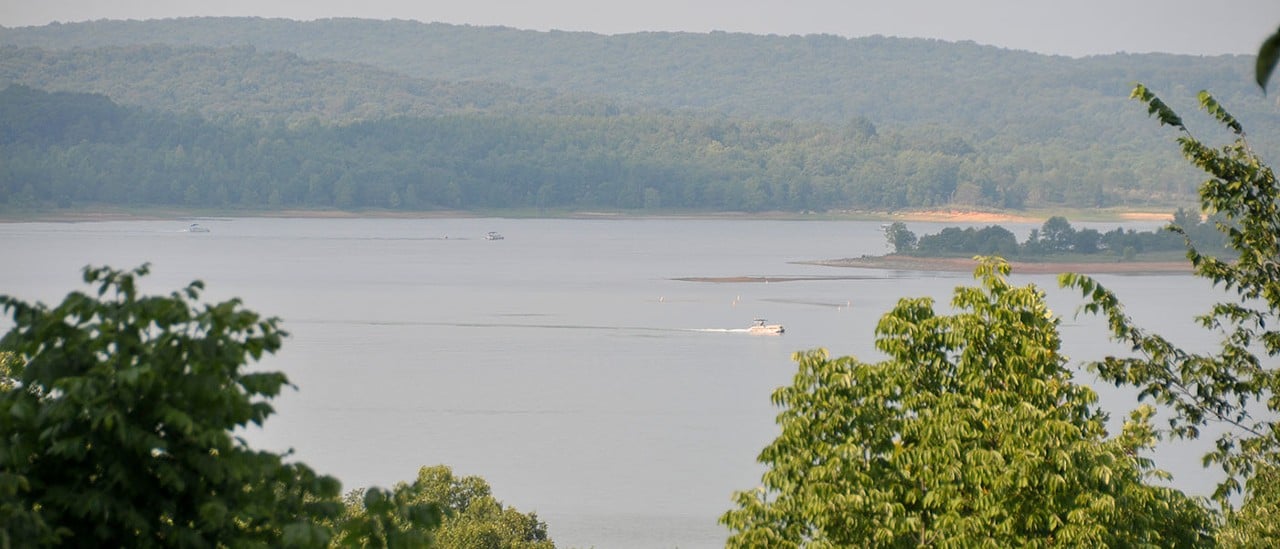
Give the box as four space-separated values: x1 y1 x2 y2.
291 318 770 335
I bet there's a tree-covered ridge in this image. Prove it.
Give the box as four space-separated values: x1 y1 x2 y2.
0 17 1271 134
2 18 1276 156
0 84 1210 212
4 19 1274 210
0 18 1272 212
0 44 626 124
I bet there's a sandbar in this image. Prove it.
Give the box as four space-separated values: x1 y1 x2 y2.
802 255 1191 275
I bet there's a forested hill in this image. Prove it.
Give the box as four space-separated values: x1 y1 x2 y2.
0 45 629 123
7 78 1224 212
0 17 1272 134
0 17 1276 213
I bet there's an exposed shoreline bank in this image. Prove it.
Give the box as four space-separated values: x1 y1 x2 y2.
803 255 1191 275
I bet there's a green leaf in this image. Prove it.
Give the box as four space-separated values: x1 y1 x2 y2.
1256 27 1280 91
1198 91 1244 135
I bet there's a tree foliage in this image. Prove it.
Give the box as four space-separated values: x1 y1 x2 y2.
883 222 917 253
1059 88 1280 542
913 225 1019 257
0 265 446 547
342 465 553 549
331 483 444 549
723 258 1214 547
895 210 1227 260
1216 464 1280 546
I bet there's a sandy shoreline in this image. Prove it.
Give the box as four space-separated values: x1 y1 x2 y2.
674 255 1191 284
885 210 1042 223
672 274 884 283
881 209 1173 224
803 255 1191 275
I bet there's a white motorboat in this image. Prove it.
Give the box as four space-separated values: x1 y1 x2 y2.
748 319 785 335
186 223 210 233
484 231 504 240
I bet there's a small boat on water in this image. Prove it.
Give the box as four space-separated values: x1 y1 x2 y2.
186 223 210 233
748 319 785 335
484 231 504 240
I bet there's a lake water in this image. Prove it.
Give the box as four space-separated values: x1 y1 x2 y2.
1 217 1228 548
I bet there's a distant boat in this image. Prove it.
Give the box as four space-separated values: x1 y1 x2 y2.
747 318 785 335
484 231 504 240
186 223 210 233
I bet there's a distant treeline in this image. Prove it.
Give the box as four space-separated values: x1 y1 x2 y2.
0 85 1069 212
884 210 1229 259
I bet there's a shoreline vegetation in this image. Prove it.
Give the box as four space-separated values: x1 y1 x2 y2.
869 210 1218 275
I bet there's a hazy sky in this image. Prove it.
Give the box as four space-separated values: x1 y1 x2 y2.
3 0 1278 57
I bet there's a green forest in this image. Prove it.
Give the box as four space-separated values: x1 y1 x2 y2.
2 18 1278 213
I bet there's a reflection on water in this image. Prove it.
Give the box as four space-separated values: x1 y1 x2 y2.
0 217 1221 549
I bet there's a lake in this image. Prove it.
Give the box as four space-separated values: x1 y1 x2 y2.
0 216 1225 548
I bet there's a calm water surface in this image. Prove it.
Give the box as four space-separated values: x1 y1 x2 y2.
2 217 1225 548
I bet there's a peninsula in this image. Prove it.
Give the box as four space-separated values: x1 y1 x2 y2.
820 212 1226 275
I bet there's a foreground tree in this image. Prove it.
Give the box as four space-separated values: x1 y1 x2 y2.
0 351 15 392
1060 86 1280 544
341 465 553 549
0 265 440 547
722 258 1215 547
331 482 444 548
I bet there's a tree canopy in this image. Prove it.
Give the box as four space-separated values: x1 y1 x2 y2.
1060 87 1280 542
0 265 548 547
0 265 350 546
722 258 1215 547
341 465 553 549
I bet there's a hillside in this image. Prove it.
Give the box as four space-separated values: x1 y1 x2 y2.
1 17 1275 213
0 44 628 123
1 18 1272 135
0 81 1208 213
